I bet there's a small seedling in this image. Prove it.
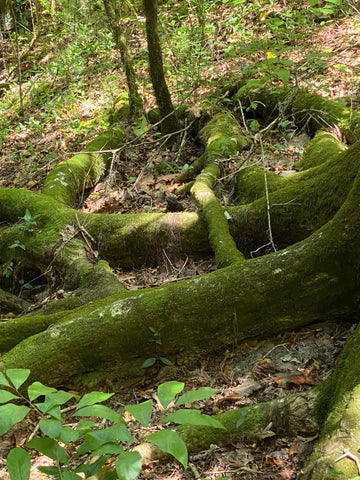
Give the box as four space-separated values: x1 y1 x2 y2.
16 209 41 233
142 327 173 368
8 240 26 250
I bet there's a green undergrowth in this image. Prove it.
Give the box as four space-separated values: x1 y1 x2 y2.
1 0 358 187
0 368 226 480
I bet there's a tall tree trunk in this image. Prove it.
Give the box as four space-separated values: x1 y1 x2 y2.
143 0 179 135
103 0 142 118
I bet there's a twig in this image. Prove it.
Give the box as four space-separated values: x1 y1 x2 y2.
334 450 360 475
188 462 201 479
258 135 277 253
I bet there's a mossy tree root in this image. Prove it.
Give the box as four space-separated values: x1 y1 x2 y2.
237 129 344 205
135 389 318 466
233 86 360 144
42 127 124 206
175 113 252 183
1 150 360 385
299 322 360 479
191 164 245 267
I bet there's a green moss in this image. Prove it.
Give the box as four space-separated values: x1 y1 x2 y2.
295 130 345 171
237 164 283 204
234 87 360 144
147 107 161 124
230 141 360 255
191 164 244 267
108 92 130 124
200 113 252 161
43 127 124 206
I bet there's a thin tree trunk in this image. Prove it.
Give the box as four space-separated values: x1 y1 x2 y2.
143 0 179 135
103 0 142 118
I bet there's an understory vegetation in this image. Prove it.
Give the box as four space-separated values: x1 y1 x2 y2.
1 0 360 479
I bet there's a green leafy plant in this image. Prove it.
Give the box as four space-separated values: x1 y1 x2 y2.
309 0 341 20
2 262 14 278
16 209 41 233
141 326 173 368
1 369 225 480
8 240 26 251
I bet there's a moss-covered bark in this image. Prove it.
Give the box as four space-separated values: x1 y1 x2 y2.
231 139 359 255
42 127 124 206
136 389 318 465
143 0 179 135
299 322 360 479
237 130 344 204
103 0 142 118
233 86 360 144
191 164 244 267
2 149 360 386
176 112 252 183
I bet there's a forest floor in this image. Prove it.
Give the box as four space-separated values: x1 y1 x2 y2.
0 3 360 479
0 322 355 480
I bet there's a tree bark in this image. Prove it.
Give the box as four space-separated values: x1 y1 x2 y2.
103 0 142 118
1 142 360 385
0 92 359 393
299 322 360 479
143 0 179 135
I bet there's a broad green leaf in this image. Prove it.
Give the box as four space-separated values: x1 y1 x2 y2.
164 410 226 430
176 387 218 406
76 419 96 435
28 382 57 402
101 470 117 480
132 116 148 137
75 455 108 475
160 357 173 366
77 424 132 455
37 466 60 476
157 381 184 409
250 120 260 132
26 437 69 465
45 390 75 406
141 357 156 368
125 400 153 426
280 59 295 67
39 419 62 438
5 369 30 389
115 451 142 480
0 390 20 404
7 447 31 480
0 404 30 436
147 430 188 469
39 469 81 480
61 470 82 480
36 401 63 421
0 372 10 387
58 426 79 445
75 404 125 423
275 68 290 84
92 443 124 456
238 78 263 94
77 391 114 409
